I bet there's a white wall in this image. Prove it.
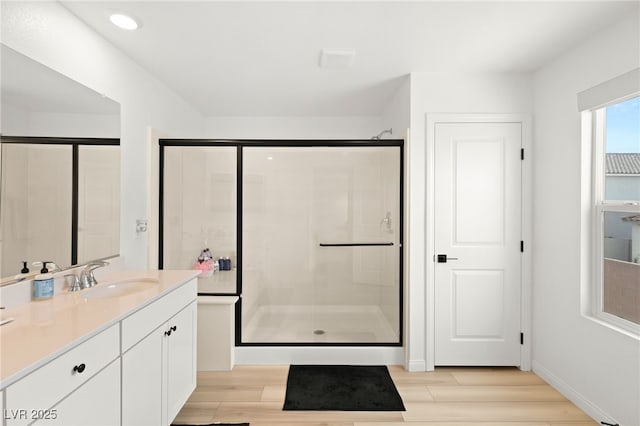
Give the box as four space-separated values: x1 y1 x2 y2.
532 14 640 426
1 107 119 138
204 75 410 141
1 1 205 269
204 116 383 140
380 74 411 139
1 104 29 135
406 71 533 370
26 112 118 139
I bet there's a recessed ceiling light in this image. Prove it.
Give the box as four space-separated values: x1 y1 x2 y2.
109 13 140 30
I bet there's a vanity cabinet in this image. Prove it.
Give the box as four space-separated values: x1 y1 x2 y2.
2 275 197 426
122 280 197 426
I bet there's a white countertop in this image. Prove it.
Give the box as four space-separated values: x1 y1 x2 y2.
197 269 236 294
0 269 199 389
197 295 239 305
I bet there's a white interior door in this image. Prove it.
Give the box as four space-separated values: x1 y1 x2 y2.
434 122 522 366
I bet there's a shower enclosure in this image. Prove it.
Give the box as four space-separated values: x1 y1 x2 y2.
161 141 402 346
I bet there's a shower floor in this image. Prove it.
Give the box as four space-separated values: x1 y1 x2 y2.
242 305 398 343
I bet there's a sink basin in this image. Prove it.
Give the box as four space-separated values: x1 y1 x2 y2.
80 277 159 300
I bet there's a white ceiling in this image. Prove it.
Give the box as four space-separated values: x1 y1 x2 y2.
61 1 637 117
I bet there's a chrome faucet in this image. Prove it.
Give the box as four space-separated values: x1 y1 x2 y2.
64 273 82 292
79 261 109 289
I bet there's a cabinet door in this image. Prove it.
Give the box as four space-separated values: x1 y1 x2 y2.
33 360 120 426
122 327 163 426
166 301 197 424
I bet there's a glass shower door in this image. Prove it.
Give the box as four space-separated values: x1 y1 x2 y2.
242 145 401 344
162 145 237 294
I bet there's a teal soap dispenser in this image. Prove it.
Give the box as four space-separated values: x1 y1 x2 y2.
32 261 54 300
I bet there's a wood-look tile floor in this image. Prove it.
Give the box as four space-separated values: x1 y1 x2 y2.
173 365 598 426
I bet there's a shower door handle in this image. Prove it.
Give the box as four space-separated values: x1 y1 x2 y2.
319 242 394 247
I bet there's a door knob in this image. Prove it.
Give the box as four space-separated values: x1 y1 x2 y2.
436 254 459 263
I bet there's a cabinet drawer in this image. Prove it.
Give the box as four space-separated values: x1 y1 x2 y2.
121 278 196 352
5 324 119 426
32 359 120 426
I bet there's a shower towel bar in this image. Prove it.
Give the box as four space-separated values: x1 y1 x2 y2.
319 242 394 247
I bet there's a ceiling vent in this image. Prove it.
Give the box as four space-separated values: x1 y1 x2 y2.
319 48 356 69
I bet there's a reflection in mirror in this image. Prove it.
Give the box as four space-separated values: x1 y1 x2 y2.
1 144 73 272
78 145 120 264
0 44 120 283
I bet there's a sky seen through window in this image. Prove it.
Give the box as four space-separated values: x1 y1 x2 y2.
606 96 640 154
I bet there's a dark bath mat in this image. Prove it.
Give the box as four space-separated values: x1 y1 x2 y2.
283 365 405 411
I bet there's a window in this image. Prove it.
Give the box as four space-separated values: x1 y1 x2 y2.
592 96 640 333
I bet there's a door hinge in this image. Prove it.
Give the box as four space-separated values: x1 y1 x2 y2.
520 241 524 252
520 332 524 345
521 148 524 160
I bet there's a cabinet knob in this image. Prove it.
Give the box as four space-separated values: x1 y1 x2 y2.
164 329 172 336
73 363 86 374
171 325 177 332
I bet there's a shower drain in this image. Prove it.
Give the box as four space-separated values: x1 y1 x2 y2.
313 329 325 335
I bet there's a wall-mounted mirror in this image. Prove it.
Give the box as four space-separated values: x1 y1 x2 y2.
0 44 120 282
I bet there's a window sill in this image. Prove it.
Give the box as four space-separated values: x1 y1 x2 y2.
583 311 640 341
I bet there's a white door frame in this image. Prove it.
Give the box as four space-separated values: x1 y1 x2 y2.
425 113 532 371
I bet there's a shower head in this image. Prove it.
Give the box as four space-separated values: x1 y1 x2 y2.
372 128 393 140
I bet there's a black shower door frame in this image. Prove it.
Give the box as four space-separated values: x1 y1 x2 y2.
159 139 404 347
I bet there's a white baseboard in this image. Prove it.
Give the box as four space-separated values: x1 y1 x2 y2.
406 359 426 372
532 360 617 426
235 346 404 365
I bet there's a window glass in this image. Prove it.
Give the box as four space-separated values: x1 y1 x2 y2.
603 211 636 263
598 96 640 327
604 97 640 201
602 212 640 325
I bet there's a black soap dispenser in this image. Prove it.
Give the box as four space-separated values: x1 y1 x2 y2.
21 261 29 274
